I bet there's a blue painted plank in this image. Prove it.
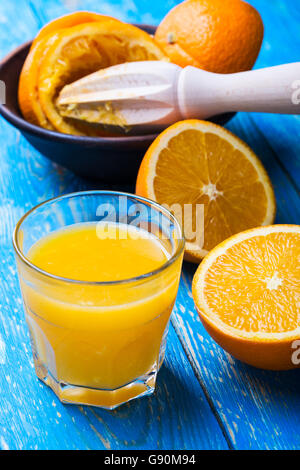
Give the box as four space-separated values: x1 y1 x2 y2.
0 1 227 449
0 0 300 452
227 113 300 225
28 0 181 27
248 114 300 193
245 0 300 189
0 240 227 450
72 325 228 451
251 0 300 67
0 1 39 56
172 262 300 451
170 108 300 450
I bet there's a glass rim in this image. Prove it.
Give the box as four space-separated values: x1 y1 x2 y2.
13 190 185 286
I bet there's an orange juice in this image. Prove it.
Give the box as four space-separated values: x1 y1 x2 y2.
28 222 169 281
20 222 182 408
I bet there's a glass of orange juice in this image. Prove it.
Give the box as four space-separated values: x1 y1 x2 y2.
13 191 184 409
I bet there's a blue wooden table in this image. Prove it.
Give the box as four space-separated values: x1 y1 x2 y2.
0 0 299 451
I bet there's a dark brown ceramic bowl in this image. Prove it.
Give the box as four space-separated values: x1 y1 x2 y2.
0 24 235 182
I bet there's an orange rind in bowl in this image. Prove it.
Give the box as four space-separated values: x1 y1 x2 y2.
32 11 119 46
18 17 166 136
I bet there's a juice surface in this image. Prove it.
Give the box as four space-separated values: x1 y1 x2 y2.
28 222 170 281
20 222 183 406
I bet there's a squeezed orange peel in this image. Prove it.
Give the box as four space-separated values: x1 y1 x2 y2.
19 16 166 136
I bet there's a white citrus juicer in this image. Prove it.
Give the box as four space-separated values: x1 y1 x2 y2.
57 61 300 132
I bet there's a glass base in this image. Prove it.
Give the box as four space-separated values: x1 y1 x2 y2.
33 353 158 410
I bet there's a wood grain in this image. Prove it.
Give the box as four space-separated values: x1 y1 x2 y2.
0 0 299 451
0 1 228 450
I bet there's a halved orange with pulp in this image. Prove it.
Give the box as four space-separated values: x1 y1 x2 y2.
136 120 276 261
18 14 122 131
37 20 166 135
192 225 300 370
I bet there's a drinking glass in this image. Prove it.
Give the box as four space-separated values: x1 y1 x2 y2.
13 191 184 409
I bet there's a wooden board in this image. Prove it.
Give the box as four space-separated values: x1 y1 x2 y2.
0 0 299 450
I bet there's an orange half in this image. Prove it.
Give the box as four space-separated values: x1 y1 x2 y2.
136 120 276 261
192 225 300 370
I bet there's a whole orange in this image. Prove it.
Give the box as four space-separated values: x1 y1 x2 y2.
154 0 264 73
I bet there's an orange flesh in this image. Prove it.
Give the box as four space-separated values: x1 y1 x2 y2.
152 129 270 252
203 231 300 333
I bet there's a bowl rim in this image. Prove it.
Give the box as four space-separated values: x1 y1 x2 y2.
0 24 160 146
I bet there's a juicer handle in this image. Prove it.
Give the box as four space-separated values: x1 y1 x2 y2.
178 62 300 118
